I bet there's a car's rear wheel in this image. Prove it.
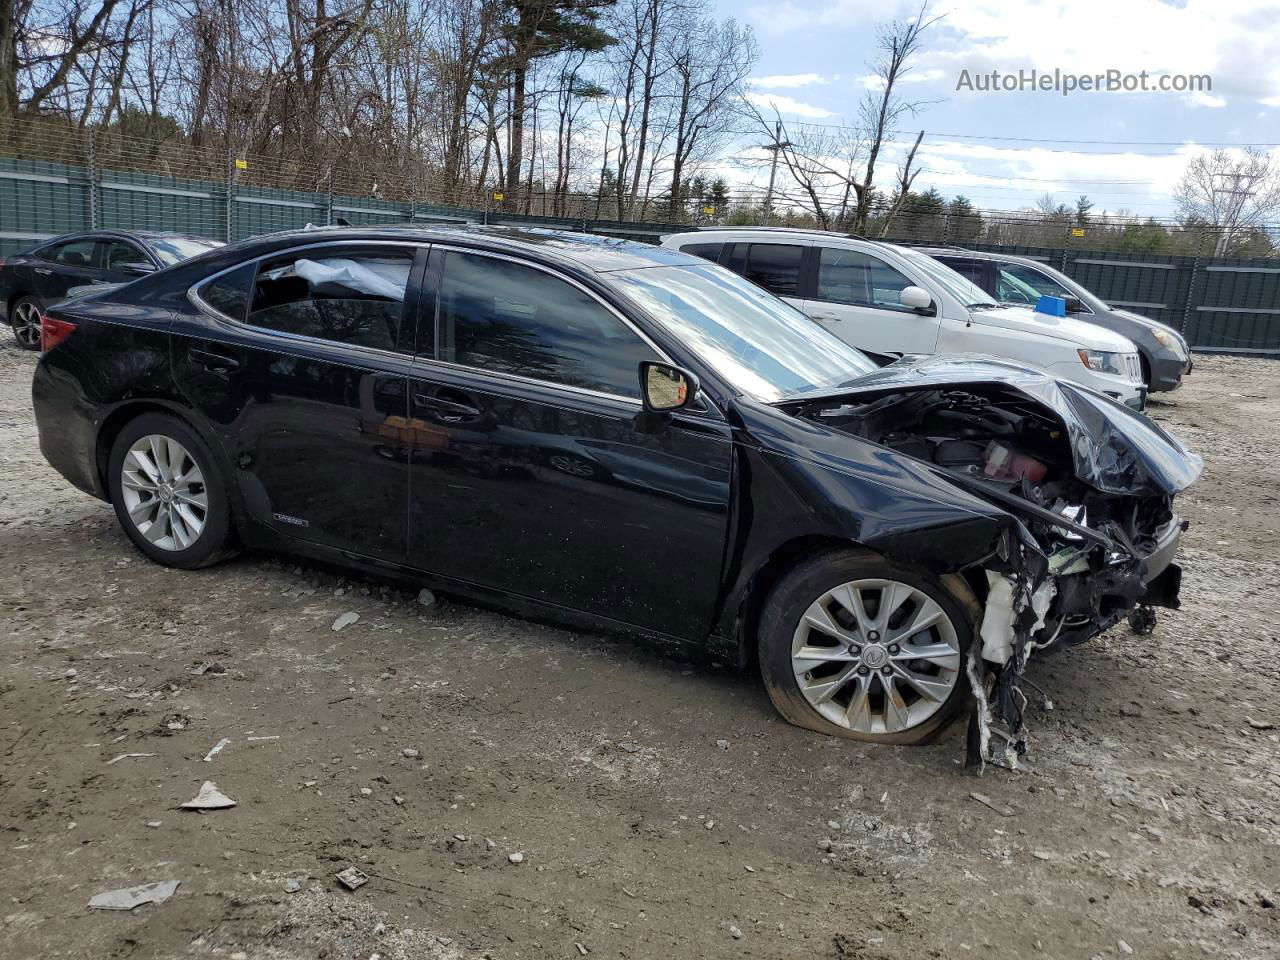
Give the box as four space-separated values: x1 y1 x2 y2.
10 296 43 350
758 549 977 745
107 413 237 569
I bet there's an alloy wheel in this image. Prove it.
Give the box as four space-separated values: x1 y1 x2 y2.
12 301 41 348
791 578 962 735
119 434 209 551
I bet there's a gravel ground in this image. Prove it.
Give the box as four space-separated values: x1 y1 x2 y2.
1 339 1277 960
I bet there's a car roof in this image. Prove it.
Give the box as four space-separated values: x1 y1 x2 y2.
34 229 219 247
231 224 704 273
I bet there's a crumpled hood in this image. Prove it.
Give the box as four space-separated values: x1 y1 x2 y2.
968 304 1136 352
778 353 1203 497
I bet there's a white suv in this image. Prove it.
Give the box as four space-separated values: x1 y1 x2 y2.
661 229 1146 408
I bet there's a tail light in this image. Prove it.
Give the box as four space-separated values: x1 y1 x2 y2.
41 315 77 352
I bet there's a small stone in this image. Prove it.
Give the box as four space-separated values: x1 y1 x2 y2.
508 852 525 864
574 943 589 956
373 922 386 936
715 739 729 750
393 796 404 806
616 740 640 753
485 838 496 850
1245 717 1274 730
827 820 841 830
1119 703 1142 717
705 820 715 830
331 612 360 632
402 748 420 759
728 924 743 939
744 865 755 872
360 787 373 797
1118 940 1133 955
454 834 467 842
284 879 301 893
417 588 437 607
1032 850 1054 861
146 821 162 829
64 668 78 679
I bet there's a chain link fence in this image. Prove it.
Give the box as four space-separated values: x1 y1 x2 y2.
2 118 1278 352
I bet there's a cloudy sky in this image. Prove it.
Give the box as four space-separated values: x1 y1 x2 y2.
716 0 1280 217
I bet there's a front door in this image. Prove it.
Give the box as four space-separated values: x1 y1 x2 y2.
802 246 940 355
406 247 733 640
173 242 425 560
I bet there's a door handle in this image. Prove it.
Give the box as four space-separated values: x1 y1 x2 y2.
34 268 52 275
811 313 841 321
188 346 241 373
414 392 480 421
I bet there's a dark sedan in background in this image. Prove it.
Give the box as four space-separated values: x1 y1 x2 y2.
31 226 1198 765
916 247 1192 392
1 230 222 349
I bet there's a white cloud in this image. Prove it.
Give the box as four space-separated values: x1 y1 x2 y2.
749 73 832 89
743 91 837 119
755 0 1280 107
1187 91 1228 108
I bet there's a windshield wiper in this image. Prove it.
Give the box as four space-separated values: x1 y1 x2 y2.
966 301 999 310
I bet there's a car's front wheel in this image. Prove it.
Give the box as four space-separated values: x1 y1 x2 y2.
107 413 237 569
758 549 978 745
10 296 43 350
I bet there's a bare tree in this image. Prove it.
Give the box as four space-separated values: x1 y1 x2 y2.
876 128 923 237
1175 147 1280 256
849 1 940 234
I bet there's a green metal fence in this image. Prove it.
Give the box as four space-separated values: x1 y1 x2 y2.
1 141 1277 353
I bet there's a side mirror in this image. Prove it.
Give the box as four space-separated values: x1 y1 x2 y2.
640 361 700 413
899 286 933 312
120 261 157 276
1064 296 1086 313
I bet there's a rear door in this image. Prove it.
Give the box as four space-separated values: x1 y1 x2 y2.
175 242 424 560
404 246 733 640
32 237 105 302
802 246 940 355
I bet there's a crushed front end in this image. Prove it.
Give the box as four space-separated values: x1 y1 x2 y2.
787 363 1202 768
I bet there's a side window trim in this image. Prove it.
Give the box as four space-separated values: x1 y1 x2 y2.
419 243 674 405
188 240 428 358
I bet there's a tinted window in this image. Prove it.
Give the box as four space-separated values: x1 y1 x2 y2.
437 251 657 398
100 240 147 270
43 239 97 267
939 258 986 286
743 243 803 297
997 263 1070 303
816 248 913 309
681 242 723 263
247 249 413 352
198 263 257 322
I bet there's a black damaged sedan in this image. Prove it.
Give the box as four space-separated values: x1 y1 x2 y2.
32 227 1201 762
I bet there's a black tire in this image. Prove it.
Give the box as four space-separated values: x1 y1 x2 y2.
107 412 238 569
757 548 979 745
9 295 43 350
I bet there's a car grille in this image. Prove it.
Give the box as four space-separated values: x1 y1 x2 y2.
1124 353 1143 383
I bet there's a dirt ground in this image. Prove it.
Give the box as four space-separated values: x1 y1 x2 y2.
1 338 1277 960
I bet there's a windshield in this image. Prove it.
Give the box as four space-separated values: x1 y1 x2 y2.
895 247 996 308
149 236 223 266
610 264 878 401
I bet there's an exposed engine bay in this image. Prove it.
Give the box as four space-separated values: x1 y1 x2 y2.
796 385 1190 770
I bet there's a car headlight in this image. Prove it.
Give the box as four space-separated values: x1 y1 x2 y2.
1150 326 1187 360
1078 349 1125 376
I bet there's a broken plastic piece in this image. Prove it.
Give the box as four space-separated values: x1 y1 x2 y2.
179 781 236 810
88 880 179 910
202 738 231 762
336 867 369 890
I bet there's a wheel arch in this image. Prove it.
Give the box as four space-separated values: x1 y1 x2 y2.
731 535 983 670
